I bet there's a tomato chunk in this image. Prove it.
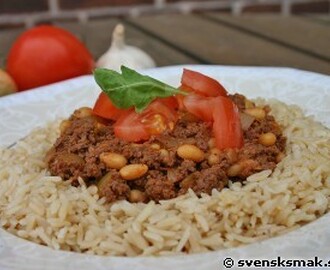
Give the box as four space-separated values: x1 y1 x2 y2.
93 93 178 122
114 100 177 142
92 69 242 147
182 95 213 122
183 94 243 149
114 110 150 142
92 92 126 120
146 100 177 123
158 96 179 110
212 97 243 149
181 69 228 97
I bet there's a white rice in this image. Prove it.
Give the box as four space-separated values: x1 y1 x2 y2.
0 100 329 256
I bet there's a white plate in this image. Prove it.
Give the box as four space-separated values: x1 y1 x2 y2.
0 65 329 270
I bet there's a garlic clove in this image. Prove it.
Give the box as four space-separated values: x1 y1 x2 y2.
111 23 125 49
96 24 156 71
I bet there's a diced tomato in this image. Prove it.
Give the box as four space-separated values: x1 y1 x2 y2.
158 96 179 110
179 84 194 93
92 69 242 147
182 95 213 122
146 100 177 123
114 99 178 142
92 92 127 120
183 94 243 149
93 93 178 122
114 110 150 142
175 84 192 110
175 95 184 110
212 97 243 149
181 69 228 97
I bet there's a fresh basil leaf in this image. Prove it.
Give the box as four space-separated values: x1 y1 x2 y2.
94 66 186 113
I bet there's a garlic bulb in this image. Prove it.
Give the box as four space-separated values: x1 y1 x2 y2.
96 24 156 71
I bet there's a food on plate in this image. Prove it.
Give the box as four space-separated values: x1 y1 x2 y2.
6 25 94 91
0 67 329 257
96 24 156 71
0 68 17 96
46 67 286 203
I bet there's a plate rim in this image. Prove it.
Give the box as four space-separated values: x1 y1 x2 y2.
0 64 329 269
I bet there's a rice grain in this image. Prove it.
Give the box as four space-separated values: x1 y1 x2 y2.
0 100 329 256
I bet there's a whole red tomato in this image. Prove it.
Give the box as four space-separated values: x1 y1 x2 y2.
6 25 94 91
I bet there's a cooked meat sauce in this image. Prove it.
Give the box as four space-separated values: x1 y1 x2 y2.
46 94 286 203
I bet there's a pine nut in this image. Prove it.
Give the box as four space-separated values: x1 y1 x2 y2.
227 164 242 177
73 107 93 118
97 172 113 197
177 144 205 162
208 153 220 165
208 148 221 165
208 138 216 149
150 143 161 150
159 149 169 158
120 164 148 180
60 120 71 134
100 152 127 169
244 107 266 120
159 149 171 163
181 172 199 189
259 132 277 146
129 190 146 203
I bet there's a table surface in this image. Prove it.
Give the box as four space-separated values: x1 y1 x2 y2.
1 13 330 75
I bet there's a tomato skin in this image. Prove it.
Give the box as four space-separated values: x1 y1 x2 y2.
181 69 228 97
183 94 243 149
6 25 94 91
180 70 242 149
175 84 192 110
179 83 194 93
146 100 177 123
93 93 177 122
182 95 213 122
212 97 243 149
113 99 178 142
114 110 150 142
93 92 127 120
159 96 178 110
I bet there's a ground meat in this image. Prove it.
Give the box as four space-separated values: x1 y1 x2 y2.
145 175 176 202
46 97 287 203
48 152 85 183
245 115 283 142
173 121 211 150
54 116 98 154
98 177 130 203
168 160 197 183
179 165 228 196
121 144 164 169
229 93 246 111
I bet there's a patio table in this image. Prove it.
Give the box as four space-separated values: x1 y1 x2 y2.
1 13 329 74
